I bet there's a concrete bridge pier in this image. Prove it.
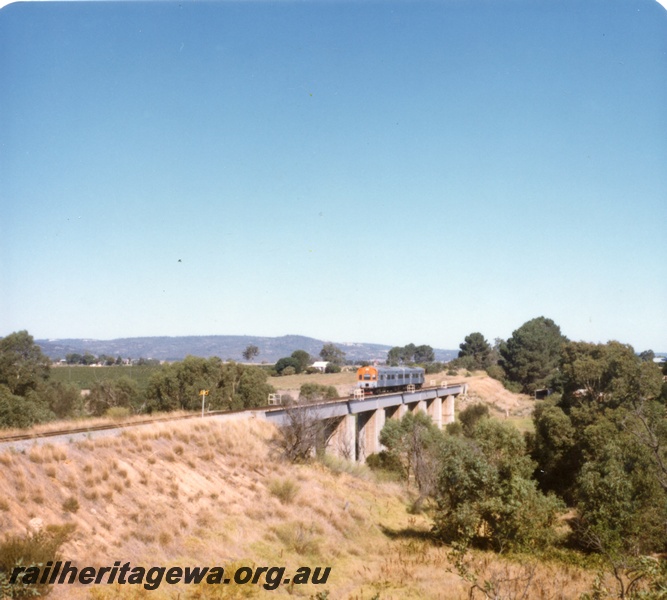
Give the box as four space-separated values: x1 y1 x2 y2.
443 395 455 425
357 408 385 463
426 396 443 428
326 414 356 461
405 399 426 415
385 404 404 421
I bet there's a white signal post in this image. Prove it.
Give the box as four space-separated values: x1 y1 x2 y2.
200 389 209 417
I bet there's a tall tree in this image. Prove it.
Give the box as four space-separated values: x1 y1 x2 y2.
290 350 311 373
387 346 403 366
0 331 51 396
531 340 667 559
458 332 492 370
87 377 141 417
319 343 346 366
414 344 435 364
499 317 567 394
387 343 433 365
242 344 260 362
379 412 444 509
274 356 301 375
146 357 274 412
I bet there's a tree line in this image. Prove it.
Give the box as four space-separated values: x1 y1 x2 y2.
0 332 357 428
0 331 279 427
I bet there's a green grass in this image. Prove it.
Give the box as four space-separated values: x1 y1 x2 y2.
49 364 162 391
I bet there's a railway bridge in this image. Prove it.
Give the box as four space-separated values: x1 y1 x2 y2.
262 383 467 463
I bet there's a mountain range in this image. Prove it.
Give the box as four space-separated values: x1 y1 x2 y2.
36 335 458 364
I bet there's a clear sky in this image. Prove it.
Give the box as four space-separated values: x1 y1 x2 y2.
1 0 666 352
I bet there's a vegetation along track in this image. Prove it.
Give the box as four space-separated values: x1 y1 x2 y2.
0 383 458 446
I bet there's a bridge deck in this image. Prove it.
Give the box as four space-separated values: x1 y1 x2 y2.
262 383 467 426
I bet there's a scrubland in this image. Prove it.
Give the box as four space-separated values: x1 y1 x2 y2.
0 375 597 599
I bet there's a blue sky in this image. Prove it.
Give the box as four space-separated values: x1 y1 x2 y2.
1 0 666 352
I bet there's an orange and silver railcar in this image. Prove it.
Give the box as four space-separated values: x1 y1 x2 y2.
356 365 425 395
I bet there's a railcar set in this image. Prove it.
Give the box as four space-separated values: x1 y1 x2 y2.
355 365 425 395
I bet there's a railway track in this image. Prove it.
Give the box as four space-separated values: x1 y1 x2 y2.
0 412 213 444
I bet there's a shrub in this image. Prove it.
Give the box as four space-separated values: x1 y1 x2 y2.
433 421 564 552
0 525 74 599
366 451 405 477
0 386 54 429
268 478 300 504
486 364 505 382
299 383 338 403
446 421 463 436
274 357 300 375
458 403 490 438
62 496 80 513
272 404 325 463
274 522 320 555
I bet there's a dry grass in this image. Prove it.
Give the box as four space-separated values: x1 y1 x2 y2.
268 477 300 504
452 370 534 416
0 403 596 600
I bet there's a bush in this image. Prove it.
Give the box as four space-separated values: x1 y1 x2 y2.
366 451 405 477
486 364 505 382
87 378 141 417
458 403 490 438
299 383 338 403
0 525 74 599
433 420 564 552
0 386 54 429
503 380 523 394
274 522 320 555
268 478 300 504
424 362 445 374
445 421 463 436
272 404 325 463
62 497 80 513
454 355 478 372
274 356 300 375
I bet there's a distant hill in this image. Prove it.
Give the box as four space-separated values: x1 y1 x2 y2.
35 335 458 364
